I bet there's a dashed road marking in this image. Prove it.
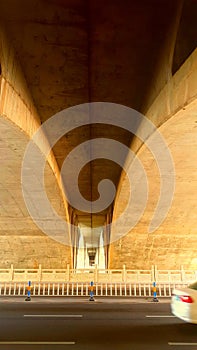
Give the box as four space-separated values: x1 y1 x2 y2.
0 341 75 345
24 314 83 318
168 343 197 346
146 315 175 318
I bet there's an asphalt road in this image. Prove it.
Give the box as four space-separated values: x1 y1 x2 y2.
0 297 196 350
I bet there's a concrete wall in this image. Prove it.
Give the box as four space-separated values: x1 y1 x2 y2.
109 48 197 270
0 25 72 268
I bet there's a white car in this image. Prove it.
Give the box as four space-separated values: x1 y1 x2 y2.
171 281 197 324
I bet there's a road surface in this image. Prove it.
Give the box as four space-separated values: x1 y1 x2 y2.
0 297 196 349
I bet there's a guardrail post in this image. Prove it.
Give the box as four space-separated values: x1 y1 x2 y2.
152 281 159 302
10 264 14 281
109 269 112 283
154 265 158 282
89 281 95 301
67 264 70 282
25 281 31 301
38 264 42 282
151 265 154 282
122 264 126 282
94 265 98 283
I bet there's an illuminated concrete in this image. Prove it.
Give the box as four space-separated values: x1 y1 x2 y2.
0 116 71 268
110 48 197 269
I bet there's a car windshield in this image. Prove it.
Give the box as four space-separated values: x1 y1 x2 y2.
188 281 197 290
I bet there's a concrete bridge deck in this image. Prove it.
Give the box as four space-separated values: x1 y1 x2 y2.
0 0 196 271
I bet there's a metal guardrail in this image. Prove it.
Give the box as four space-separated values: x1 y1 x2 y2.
0 282 189 298
0 265 196 283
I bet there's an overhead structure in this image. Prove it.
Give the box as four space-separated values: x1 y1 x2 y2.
0 0 196 269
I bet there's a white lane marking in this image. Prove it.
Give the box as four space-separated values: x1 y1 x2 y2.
0 342 75 345
168 343 197 346
24 314 83 318
146 315 175 318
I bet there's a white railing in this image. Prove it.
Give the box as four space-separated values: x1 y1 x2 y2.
0 265 196 284
0 281 189 298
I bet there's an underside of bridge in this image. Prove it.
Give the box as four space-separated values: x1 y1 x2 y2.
0 0 196 269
